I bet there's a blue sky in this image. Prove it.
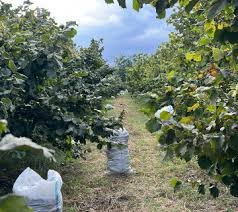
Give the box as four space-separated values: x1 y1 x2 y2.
8 0 173 63
74 2 173 63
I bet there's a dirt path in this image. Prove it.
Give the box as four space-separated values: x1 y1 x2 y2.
62 96 238 212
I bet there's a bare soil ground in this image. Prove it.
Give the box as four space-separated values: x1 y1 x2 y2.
62 96 238 212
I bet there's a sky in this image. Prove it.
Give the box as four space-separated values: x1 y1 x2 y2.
5 0 173 63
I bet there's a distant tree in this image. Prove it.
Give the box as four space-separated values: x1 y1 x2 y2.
79 39 105 70
114 56 132 82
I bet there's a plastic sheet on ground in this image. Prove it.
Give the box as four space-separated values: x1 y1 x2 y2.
105 104 114 110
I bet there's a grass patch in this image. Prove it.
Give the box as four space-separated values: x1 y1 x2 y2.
62 95 238 211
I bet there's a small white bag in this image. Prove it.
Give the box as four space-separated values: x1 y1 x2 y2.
13 167 63 212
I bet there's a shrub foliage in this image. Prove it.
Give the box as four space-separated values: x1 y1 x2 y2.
108 0 238 197
0 2 123 159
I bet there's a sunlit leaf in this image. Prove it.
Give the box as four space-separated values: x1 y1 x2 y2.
170 178 182 192
7 60 17 73
185 52 202 62
0 120 8 134
160 111 171 121
187 103 200 112
212 48 224 61
0 195 32 212
133 0 140 11
167 70 176 81
204 21 216 38
180 116 194 124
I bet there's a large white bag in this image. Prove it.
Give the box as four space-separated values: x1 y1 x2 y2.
13 167 63 212
106 128 134 174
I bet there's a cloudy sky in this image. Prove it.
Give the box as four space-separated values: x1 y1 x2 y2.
6 0 173 63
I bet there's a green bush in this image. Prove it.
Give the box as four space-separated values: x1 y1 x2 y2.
118 0 238 197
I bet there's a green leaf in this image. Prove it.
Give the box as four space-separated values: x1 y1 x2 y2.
1 97 13 111
170 178 182 192
0 120 8 135
146 118 161 133
65 28 77 38
155 0 167 15
0 194 33 212
179 0 189 7
209 185 219 198
206 105 216 113
187 103 200 112
117 0 126 8
204 21 216 38
222 176 233 186
175 142 187 157
160 111 171 121
185 0 199 13
215 28 238 44
105 0 114 3
229 134 238 152
167 70 176 81
180 116 193 124
157 11 166 19
198 156 212 170
133 0 140 11
185 52 202 62
7 60 17 73
232 46 238 60
72 71 88 78
230 183 238 197
212 47 224 61
208 0 227 19
198 184 206 194
184 146 195 162
198 36 211 46
156 130 166 145
97 143 103 150
165 128 176 144
0 16 6 21
163 147 174 161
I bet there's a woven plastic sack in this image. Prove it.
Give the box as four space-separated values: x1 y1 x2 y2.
106 128 133 174
13 167 63 212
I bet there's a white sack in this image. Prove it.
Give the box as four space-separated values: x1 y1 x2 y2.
106 128 133 174
13 167 63 212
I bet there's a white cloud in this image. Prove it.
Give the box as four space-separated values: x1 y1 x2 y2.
5 0 121 26
133 26 171 41
79 14 121 27
4 0 173 62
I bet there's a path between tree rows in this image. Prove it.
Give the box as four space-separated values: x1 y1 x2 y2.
62 96 238 212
